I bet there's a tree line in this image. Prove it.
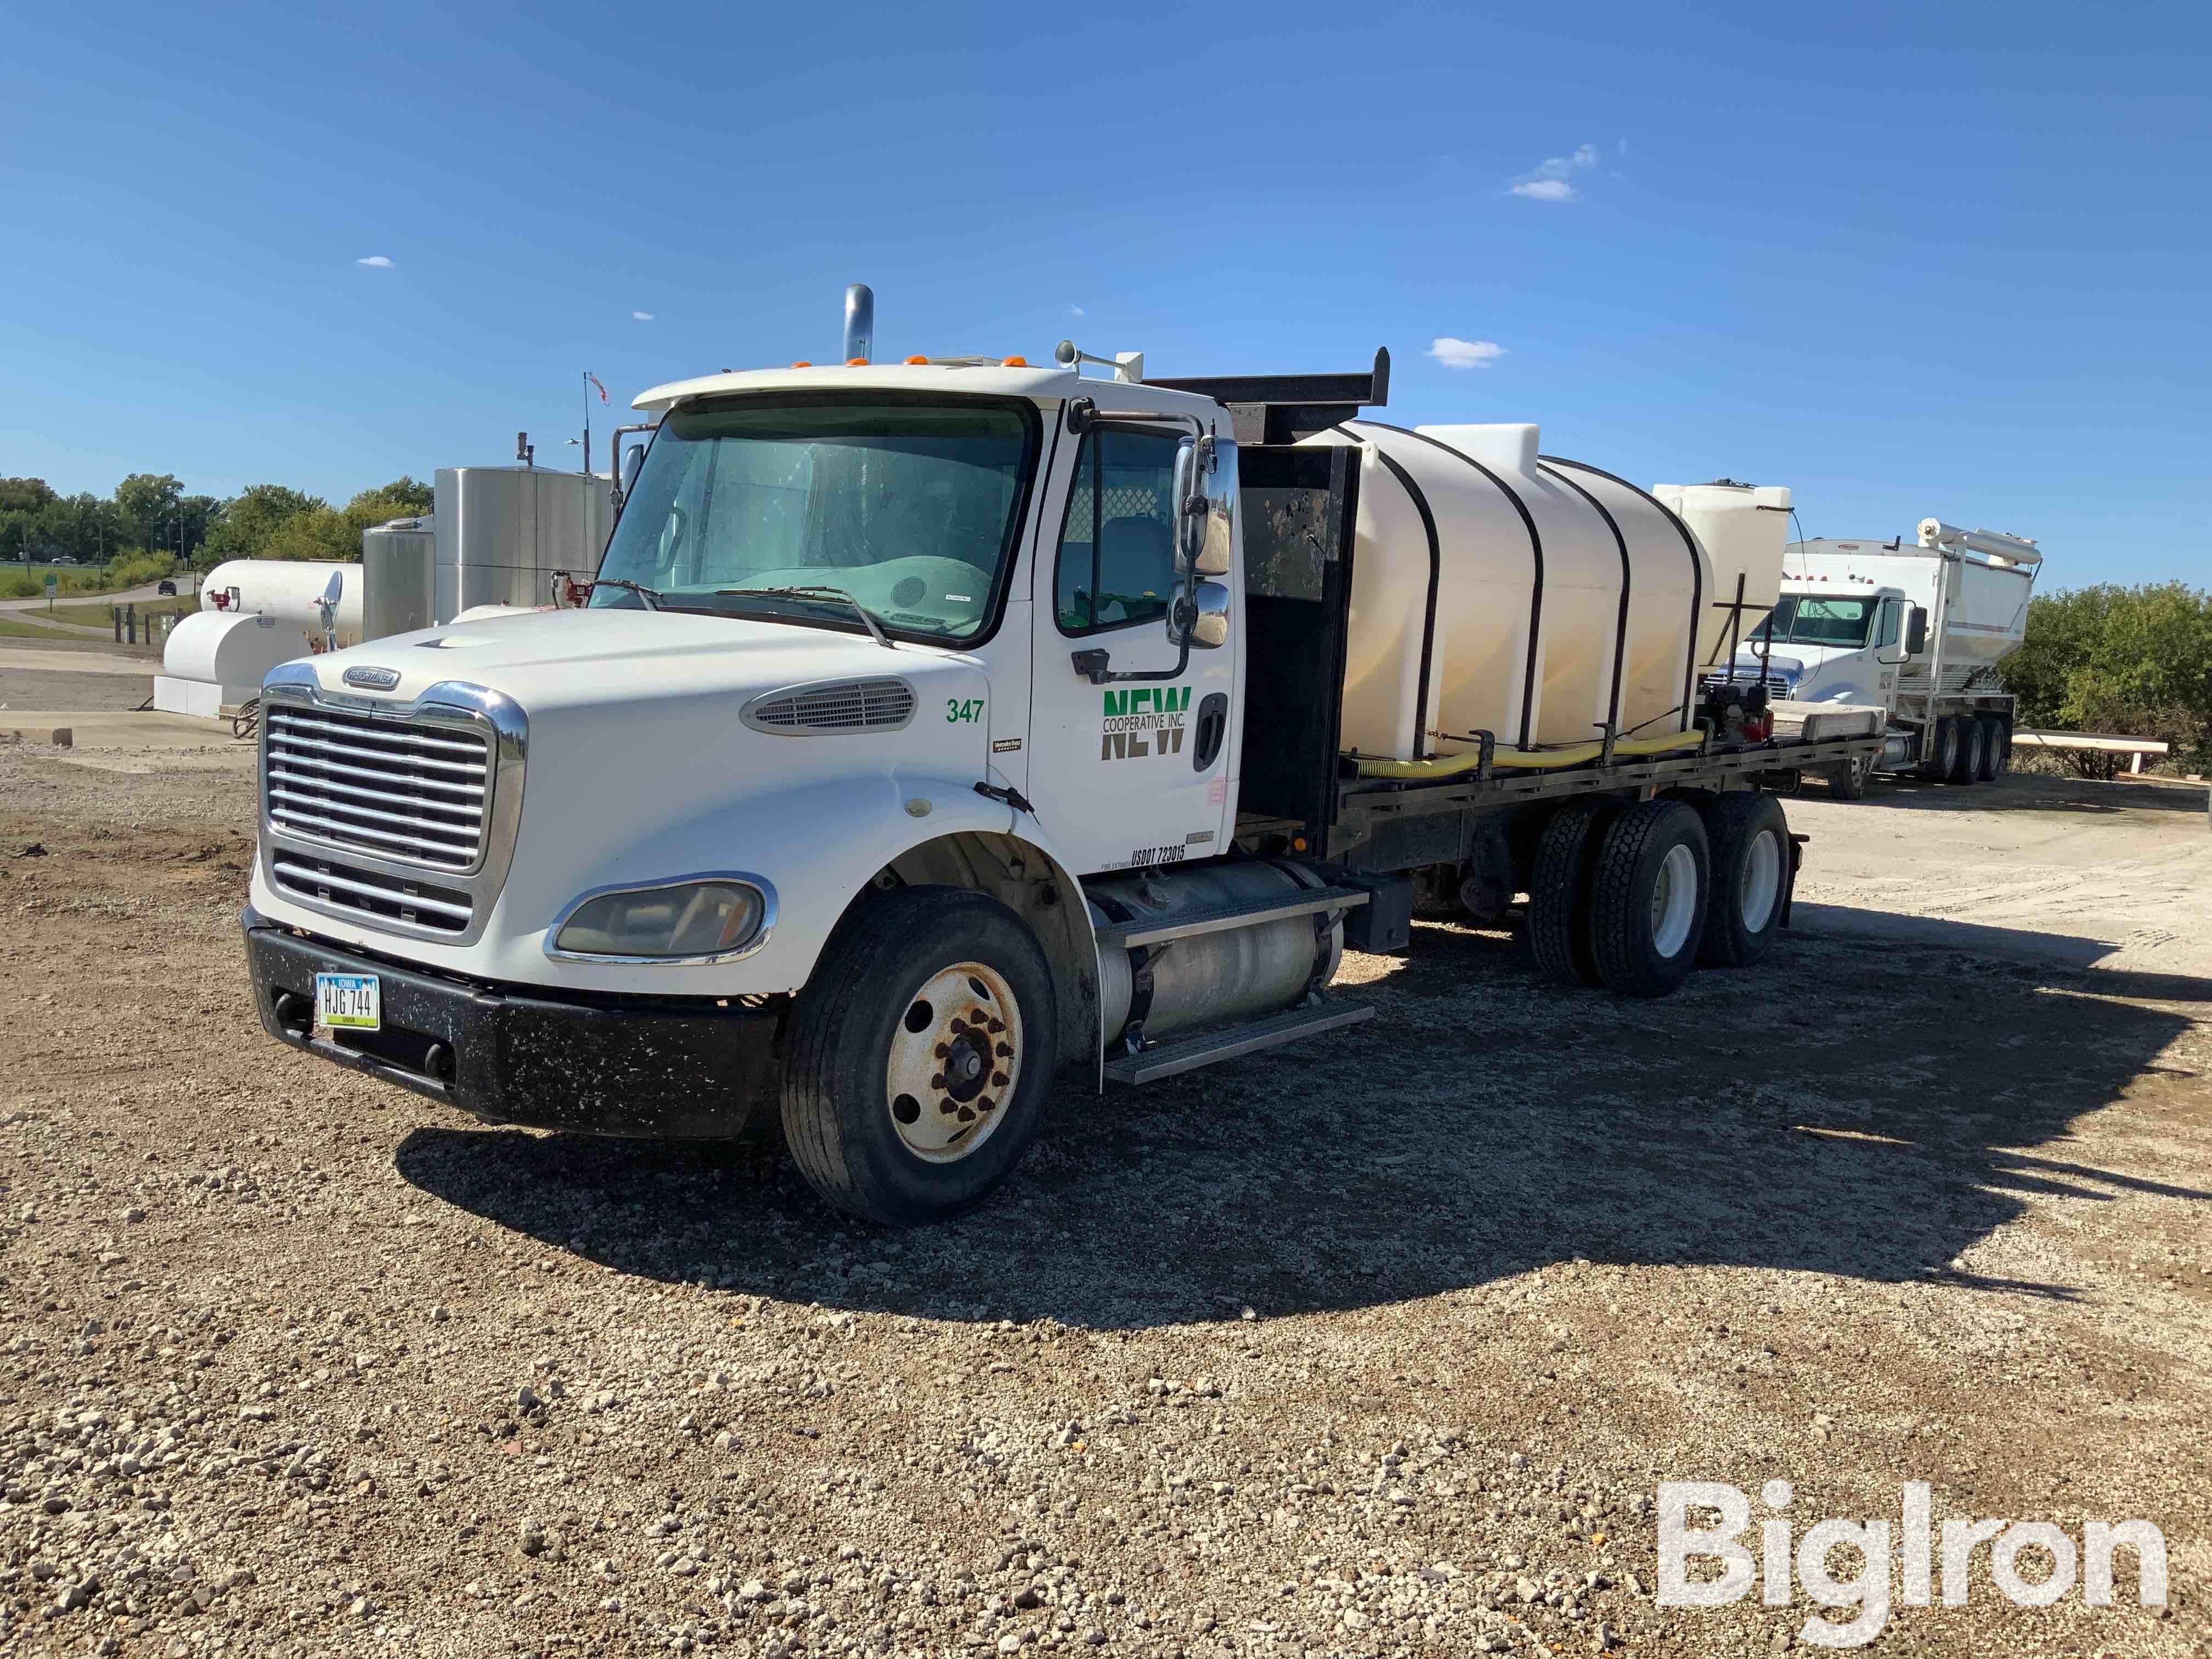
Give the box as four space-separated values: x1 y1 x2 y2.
0 473 432 583
2008 583 2212 775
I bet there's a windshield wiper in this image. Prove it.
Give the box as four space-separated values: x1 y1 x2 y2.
590 577 663 611
715 584 896 651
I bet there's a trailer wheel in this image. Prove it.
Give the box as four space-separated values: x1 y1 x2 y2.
1587 800 1710 998
1526 800 1616 987
1975 715 2006 781
1695 793 1790 968
1918 718 1960 781
781 885 1057 1226
1952 717 1988 784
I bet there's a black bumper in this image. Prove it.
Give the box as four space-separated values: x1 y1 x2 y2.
241 907 781 1137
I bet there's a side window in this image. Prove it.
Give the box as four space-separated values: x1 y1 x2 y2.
1054 427 1181 634
1875 599 1900 650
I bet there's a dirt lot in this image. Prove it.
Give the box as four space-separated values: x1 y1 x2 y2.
1 747 2207 1658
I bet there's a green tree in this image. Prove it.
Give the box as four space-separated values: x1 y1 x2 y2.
0 477 57 562
2009 583 2212 775
114 472 184 551
199 483 327 566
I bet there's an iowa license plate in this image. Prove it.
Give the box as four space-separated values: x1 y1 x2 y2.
314 972 381 1031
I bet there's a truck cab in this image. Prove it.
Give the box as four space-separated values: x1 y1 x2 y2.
1745 578 1917 707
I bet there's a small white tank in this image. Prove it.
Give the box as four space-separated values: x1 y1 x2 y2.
200 559 365 648
1651 482 1792 670
153 611 310 718
1301 421 1713 760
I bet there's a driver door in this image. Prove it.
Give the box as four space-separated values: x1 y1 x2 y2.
1024 422 1235 874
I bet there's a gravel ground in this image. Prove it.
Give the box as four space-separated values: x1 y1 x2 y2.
1 748 2207 1658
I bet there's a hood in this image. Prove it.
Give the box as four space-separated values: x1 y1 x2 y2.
290 606 977 713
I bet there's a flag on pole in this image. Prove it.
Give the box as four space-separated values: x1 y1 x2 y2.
585 371 608 403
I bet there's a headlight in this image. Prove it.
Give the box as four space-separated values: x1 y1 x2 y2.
549 876 774 962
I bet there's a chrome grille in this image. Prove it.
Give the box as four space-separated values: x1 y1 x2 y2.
742 677 915 734
1700 670 1791 698
264 705 490 871
269 852 472 934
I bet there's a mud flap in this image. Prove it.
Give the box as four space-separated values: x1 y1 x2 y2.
1781 832 1809 928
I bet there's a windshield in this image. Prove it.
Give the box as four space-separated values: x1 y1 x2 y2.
1753 595 1872 649
593 396 1038 642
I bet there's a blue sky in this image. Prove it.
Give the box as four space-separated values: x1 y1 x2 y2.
2 1 2205 587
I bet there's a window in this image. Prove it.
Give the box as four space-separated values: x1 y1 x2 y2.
1752 595 1874 649
592 396 1037 644
1054 427 1181 635
1874 599 1900 650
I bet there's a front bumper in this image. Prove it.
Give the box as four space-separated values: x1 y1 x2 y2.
241 907 781 1137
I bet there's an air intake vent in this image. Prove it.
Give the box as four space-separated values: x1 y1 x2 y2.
742 678 916 735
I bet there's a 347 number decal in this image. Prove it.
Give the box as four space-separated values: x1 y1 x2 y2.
946 698 985 724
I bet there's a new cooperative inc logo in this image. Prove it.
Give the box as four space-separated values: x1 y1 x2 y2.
1659 1481 2166 1649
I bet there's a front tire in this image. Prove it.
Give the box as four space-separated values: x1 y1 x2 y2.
782 886 1058 1226
1587 800 1710 998
1696 792 1791 968
1827 750 1876 799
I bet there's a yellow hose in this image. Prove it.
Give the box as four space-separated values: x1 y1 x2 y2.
1351 727 1703 780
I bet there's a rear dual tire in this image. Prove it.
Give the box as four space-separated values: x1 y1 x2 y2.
1528 793 1787 994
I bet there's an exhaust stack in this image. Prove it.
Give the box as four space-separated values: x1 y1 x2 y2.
843 284 874 364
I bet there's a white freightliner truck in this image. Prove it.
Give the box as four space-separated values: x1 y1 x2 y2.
1720 521 2041 798
241 298 1882 1224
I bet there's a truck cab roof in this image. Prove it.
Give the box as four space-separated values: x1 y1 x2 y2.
633 362 1223 419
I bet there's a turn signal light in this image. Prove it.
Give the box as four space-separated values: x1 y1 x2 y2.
791 360 812 368
845 357 867 366
1001 355 1028 367
904 354 928 365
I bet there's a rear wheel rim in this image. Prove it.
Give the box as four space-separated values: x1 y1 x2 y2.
884 962 1022 1164
1739 828 1781 930
1650 843 1700 958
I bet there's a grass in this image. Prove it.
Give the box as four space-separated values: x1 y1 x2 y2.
44 595 196 629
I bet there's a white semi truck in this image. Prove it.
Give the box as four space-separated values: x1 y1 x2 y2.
1719 521 2041 797
241 301 1882 1223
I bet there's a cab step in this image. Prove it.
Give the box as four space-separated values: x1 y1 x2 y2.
1093 884 1369 950
1104 1000 1375 1085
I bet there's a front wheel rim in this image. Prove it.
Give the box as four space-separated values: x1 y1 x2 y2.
1650 843 1701 958
1739 829 1782 930
885 962 1022 1164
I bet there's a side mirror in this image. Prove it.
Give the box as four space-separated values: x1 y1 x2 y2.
1172 438 1206 567
1170 579 1232 650
1905 606 1928 655
1189 436 1237 577
622 443 647 496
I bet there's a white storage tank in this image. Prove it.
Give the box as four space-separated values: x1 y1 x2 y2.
1300 421 1712 763
152 612 304 719
200 559 364 649
1652 481 1792 670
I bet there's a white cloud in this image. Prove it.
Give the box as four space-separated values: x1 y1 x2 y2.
356 255 393 267
1068 304 1086 317
1507 143 1599 201
632 310 654 321
1427 337 1506 370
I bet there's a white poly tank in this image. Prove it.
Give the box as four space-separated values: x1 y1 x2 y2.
162 611 307 695
1651 482 1792 670
200 559 365 648
1301 421 1711 761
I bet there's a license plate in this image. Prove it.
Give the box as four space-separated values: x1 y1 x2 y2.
314 972 381 1031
